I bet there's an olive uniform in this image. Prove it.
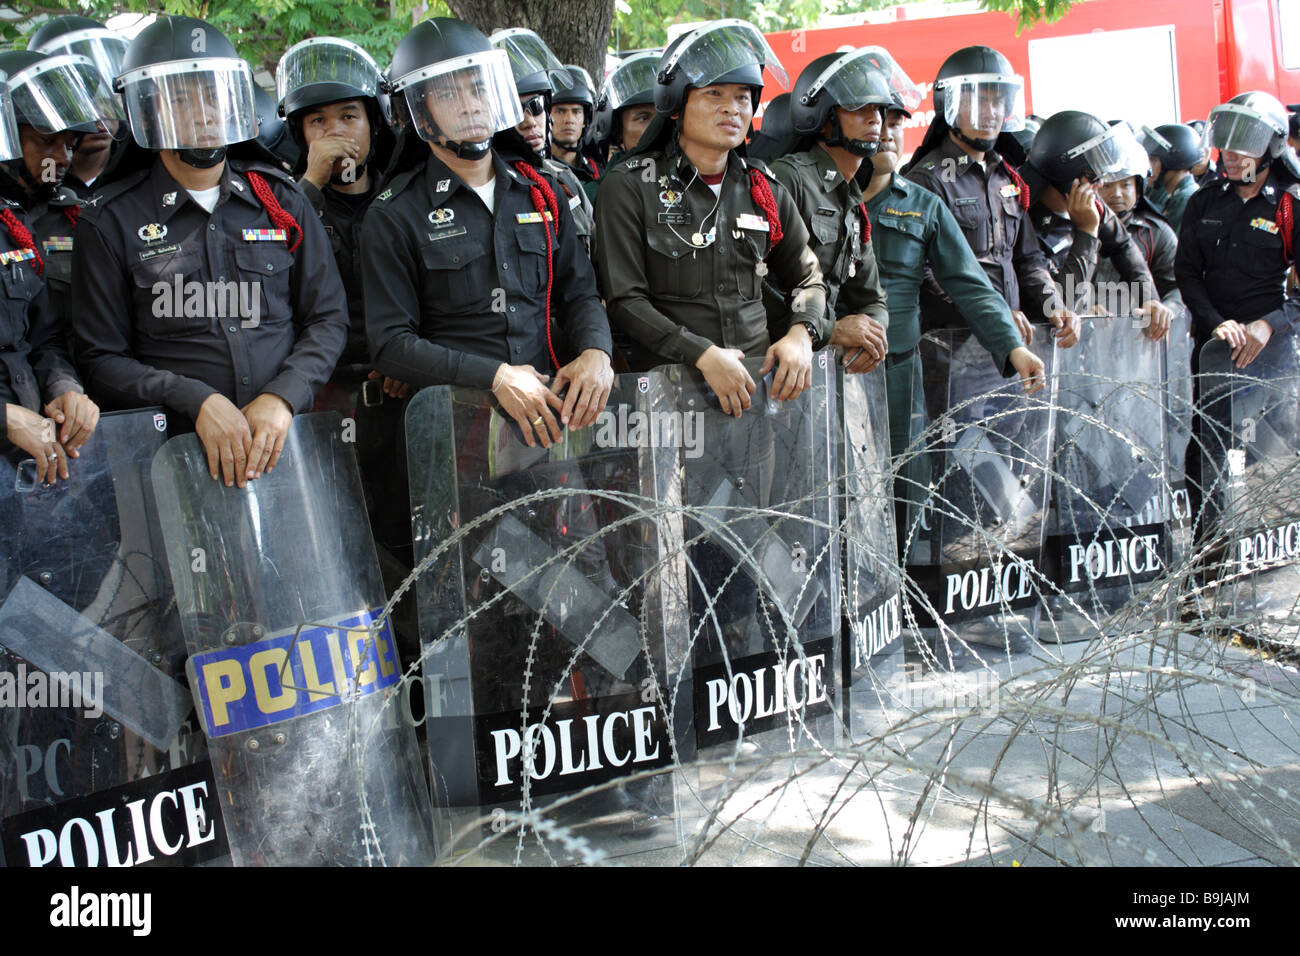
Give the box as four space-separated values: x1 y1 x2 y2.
543 157 595 260
71 159 349 422
1147 173 1198 234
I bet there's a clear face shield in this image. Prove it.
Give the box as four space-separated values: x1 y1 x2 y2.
32 27 128 89
489 28 572 90
391 50 523 146
1071 121 1149 184
1205 103 1279 158
603 51 659 110
117 58 256 150
276 37 382 108
0 76 22 162
661 19 789 90
939 72 1026 134
818 46 921 114
8 53 125 136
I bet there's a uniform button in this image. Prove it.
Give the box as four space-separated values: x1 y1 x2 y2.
717 283 725 291
514 347 521 353
209 224 216 231
672 251 679 257
509 306 516 312
241 376 249 385
452 255 460 263
266 263 273 271
502 262 509 270
217 275 225 282
228 326 237 333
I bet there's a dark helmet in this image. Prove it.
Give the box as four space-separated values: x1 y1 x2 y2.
1142 123 1201 171
747 92 797 161
653 19 786 116
0 48 122 135
588 50 659 156
386 18 521 158
789 47 917 157
0 72 23 164
932 45 1025 150
490 28 570 101
29 15 127 88
276 37 383 119
1028 110 1146 193
1008 113 1042 156
116 16 256 165
552 63 595 123
252 84 299 171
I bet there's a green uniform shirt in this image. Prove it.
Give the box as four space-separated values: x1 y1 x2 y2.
768 145 888 329
1147 173 1197 234
593 137 827 370
864 172 1022 374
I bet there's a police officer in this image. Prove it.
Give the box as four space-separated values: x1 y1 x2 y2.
594 21 826 409
362 17 612 447
584 50 660 202
747 92 797 162
28 15 128 193
1175 91 1300 545
549 63 601 185
491 29 596 260
72 16 348 489
1140 122 1201 233
903 46 1078 348
1022 112 1171 338
770 48 891 377
1096 147 1182 311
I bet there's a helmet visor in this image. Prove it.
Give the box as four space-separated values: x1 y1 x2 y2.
8 53 125 134
1136 123 1171 155
1070 121 1149 182
489 29 572 90
119 59 256 150
276 38 382 110
33 28 127 87
939 72 1026 134
806 50 897 112
602 51 659 110
0 77 21 162
1206 103 1276 158
396 50 523 145
662 19 788 91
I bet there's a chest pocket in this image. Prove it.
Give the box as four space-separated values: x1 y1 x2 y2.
874 213 925 270
130 248 205 338
513 222 552 296
0 258 41 302
950 197 986 253
419 233 491 312
234 244 295 330
646 226 704 299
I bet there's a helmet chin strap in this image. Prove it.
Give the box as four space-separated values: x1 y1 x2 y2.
951 126 997 153
434 125 492 160
823 115 878 157
177 147 227 169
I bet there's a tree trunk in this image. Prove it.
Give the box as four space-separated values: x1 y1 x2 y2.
443 0 613 89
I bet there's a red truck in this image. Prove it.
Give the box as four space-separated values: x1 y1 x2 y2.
762 0 1300 157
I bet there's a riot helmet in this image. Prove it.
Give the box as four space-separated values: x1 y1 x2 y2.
789 47 919 157
386 18 521 160
654 19 787 116
1028 110 1146 193
253 83 299 171
115 16 257 168
932 45 1025 152
747 92 797 161
1 49 123 135
0 73 23 163
490 28 571 101
277 37 383 119
553 63 595 121
1204 91 1287 159
29 15 128 89
1139 122 1200 171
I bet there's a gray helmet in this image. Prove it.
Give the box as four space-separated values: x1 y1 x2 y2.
1205 90 1288 159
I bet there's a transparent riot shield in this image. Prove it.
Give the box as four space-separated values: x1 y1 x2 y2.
663 353 838 791
1199 333 1300 644
150 412 435 866
835 365 904 739
1165 311 1196 567
903 330 1057 661
406 373 682 862
1 409 229 868
1044 315 1173 640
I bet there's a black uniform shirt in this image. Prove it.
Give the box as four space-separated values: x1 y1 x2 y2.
361 150 612 390
1029 198 1159 312
1175 172 1300 342
906 134 1063 324
72 158 348 421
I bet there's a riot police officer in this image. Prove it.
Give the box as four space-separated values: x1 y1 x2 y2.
1140 122 1201 233
549 63 601 184
71 16 348 489
491 29 596 260
584 50 660 202
1022 112 1171 338
594 20 825 410
0 80 95 481
771 48 892 376
362 17 612 447
903 46 1078 347
747 92 797 162
1096 147 1182 310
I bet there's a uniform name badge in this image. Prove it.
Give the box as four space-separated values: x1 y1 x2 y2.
999 184 1021 199
734 213 770 232
242 229 288 241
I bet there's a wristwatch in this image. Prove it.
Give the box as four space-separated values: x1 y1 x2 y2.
795 319 823 350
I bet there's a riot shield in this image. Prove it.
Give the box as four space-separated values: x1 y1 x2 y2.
150 412 435 866
406 374 681 861
1198 333 1300 642
1 409 229 868
903 330 1058 658
663 353 839 764
835 365 904 738
1044 315 1173 639
1165 311 1196 568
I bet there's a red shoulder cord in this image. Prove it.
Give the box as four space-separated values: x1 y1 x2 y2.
586 157 601 179
1003 162 1032 211
513 161 562 371
1279 191 1294 263
244 171 303 253
63 205 79 229
0 208 43 275
747 168 783 246
857 202 872 245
